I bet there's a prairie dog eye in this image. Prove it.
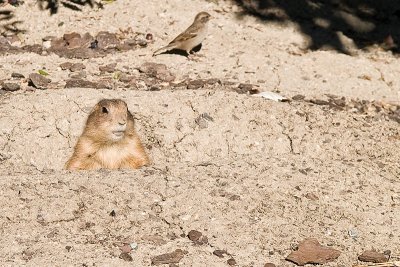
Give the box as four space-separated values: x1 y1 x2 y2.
102 107 109 114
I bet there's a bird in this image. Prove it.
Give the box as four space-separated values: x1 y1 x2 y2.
153 11 211 57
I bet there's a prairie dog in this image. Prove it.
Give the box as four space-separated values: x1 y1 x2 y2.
65 99 149 170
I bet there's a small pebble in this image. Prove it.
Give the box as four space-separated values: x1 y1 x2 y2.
213 250 227 258
358 250 388 263
130 242 138 250
188 230 202 242
90 39 98 49
119 252 133 262
11 72 25 79
120 244 132 253
145 33 153 41
227 258 237 266
2 82 20 91
348 228 359 239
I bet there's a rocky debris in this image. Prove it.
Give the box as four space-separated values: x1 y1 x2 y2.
119 252 133 262
0 37 20 54
187 230 202 241
95 31 120 49
358 250 388 263
286 238 341 265
28 73 51 89
227 258 237 266
185 78 221 89
69 71 87 79
42 36 55 49
146 33 153 41
119 73 135 83
99 63 117 73
309 99 330 106
264 263 276 267
5 34 20 44
195 113 214 129
49 32 100 59
306 95 347 110
0 35 42 55
304 192 319 200
187 79 207 89
292 94 305 101
23 44 43 54
52 32 92 49
132 36 148 47
294 95 400 124
213 250 228 258
11 72 24 79
70 63 86 72
187 230 208 245
64 79 112 89
46 31 147 59
204 78 221 85
138 62 175 82
2 82 20 91
60 62 73 70
120 244 132 254
235 83 260 94
151 249 187 265
60 62 86 72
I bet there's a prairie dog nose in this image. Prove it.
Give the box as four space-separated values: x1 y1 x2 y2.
118 121 126 126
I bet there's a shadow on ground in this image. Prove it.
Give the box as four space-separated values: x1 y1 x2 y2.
0 1 25 36
234 0 400 54
0 0 102 36
37 0 103 15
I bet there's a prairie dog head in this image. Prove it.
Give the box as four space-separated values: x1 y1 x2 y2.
194 12 211 24
84 99 133 142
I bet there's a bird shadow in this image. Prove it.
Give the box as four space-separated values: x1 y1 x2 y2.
233 0 400 54
156 43 203 57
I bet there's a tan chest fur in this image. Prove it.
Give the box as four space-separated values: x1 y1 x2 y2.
95 142 132 169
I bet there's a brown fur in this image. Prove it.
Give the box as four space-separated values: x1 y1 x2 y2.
65 99 149 170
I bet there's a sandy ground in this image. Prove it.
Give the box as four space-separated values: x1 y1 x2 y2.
0 0 399 266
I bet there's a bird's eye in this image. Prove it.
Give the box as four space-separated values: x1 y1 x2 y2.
102 107 109 114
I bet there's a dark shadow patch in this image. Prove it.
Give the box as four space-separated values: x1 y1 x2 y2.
233 0 400 54
38 0 102 15
156 43 203 57
0 9 26 37
191 43 202 53
163 48 190 57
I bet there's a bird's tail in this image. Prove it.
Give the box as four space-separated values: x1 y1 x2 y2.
152 44 176 56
